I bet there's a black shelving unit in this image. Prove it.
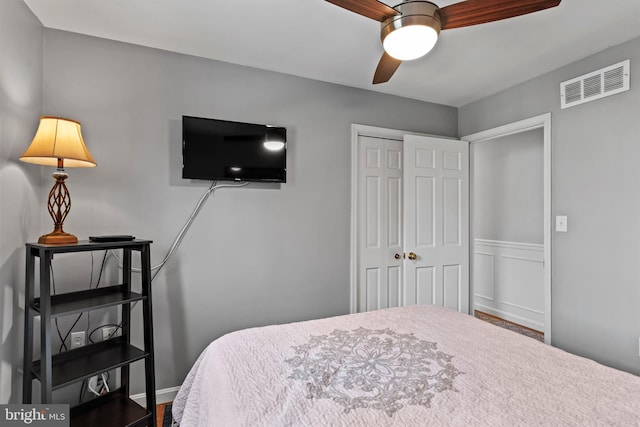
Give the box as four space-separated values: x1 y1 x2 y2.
22 240 156 427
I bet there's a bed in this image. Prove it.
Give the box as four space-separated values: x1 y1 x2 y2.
172 305 640 426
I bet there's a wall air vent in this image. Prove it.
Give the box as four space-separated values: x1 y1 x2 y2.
560 59 630 109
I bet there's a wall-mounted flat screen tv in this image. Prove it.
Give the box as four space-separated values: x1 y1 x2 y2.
182 116 287 183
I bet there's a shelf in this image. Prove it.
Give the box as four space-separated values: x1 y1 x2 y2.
71 388 151 427
27 239 153 255
32 337 148 390
23 239 156 426
33 285 145 318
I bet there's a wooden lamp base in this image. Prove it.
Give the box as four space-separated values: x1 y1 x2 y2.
41 168 78 245
38 230 78 245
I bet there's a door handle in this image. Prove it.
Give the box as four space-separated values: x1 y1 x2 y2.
407 252 417 260
394 253 404 260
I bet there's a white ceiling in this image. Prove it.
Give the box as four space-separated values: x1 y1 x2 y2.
22 0 640 107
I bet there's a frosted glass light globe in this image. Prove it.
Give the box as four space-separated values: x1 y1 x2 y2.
383 25 439 61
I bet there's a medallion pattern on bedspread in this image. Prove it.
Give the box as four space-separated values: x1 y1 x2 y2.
285 327 461 416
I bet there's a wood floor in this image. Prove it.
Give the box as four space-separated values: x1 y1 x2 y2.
156 402 172 427
474 310 544 342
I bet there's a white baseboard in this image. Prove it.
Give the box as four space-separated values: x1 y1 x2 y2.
130 386 180 407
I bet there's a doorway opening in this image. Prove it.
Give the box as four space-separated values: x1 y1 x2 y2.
463 114 552 344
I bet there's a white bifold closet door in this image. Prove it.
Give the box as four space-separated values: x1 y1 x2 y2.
356 134 469 313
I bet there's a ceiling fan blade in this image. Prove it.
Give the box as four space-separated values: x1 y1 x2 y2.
439 0 561 30
325 0 399 22
373 52 402 84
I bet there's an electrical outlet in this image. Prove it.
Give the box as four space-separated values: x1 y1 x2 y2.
71 331 86 349
102 326 117 341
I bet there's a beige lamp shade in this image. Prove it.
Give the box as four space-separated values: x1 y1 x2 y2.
20 116 96 168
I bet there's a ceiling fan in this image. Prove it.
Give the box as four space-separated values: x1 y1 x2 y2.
326 0 561 84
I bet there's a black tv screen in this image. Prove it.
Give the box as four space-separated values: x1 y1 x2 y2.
182 116 286 182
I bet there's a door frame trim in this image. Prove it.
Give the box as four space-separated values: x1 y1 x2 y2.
462 113 552 344
350 124 457 313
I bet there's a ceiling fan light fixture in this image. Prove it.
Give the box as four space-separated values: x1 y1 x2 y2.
381 1 441 61
383 25 438 60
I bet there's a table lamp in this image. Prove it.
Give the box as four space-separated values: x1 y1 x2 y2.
20 116 96 245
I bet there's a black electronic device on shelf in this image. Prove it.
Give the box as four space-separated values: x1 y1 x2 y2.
89 235 135 242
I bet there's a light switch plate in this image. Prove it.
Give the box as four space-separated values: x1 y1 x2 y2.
556 215 568 232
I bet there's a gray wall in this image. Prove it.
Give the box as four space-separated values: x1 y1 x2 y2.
0 0 43 404
39 29 458 393
460 37 640 375
471 129 544 244
5 0 639 403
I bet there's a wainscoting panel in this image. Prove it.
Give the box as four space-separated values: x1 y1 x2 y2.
473 251 494 301
472 239 544 331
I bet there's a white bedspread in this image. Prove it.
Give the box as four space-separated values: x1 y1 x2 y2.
173 305 640 426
